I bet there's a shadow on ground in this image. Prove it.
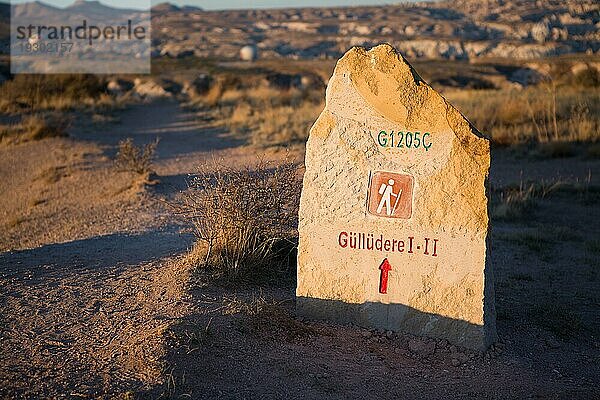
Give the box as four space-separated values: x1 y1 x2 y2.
0 228 195 399
0 227 193 282
142 188 599 399
153 173 192 197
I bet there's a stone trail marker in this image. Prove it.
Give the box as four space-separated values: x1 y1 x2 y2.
297 44 496 350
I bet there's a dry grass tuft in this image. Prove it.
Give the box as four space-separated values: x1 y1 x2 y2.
490 177 578 221
115 138 159 175
447 84 600 146
0 114 69 145
250 102 322 147
492 181 537 221
21 114 70 141
171 158 300 281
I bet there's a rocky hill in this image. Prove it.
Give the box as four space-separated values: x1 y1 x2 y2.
152 0 599 60
0 0 598 61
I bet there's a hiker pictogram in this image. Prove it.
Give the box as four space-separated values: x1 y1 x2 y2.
376 178 402 216
368 172 414 219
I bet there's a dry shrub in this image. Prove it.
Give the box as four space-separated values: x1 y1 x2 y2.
115 138 158 175
248 86 299 105
0 124 13 142
525 82 560 142
571 67 600 87
82 93 129 114
192 72 324 148
202 82 225 107
487 125 520 147
172 158 300 281
219 88 247 104
193 75 242 107
568 102 598 142
491 178 576 220
1 114 69 144
221 86 307 109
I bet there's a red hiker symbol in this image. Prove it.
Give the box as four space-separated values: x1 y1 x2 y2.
379 258 392 294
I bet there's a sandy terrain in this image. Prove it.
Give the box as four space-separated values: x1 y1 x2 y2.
0 99 599 399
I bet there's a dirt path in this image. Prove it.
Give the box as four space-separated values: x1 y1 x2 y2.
0 100 233 398
0 99 303 398
1 100 599 399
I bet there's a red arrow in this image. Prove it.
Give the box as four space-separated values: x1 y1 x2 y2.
379 258 392 294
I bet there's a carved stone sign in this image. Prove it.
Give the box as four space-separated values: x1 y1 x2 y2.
297 44 496 350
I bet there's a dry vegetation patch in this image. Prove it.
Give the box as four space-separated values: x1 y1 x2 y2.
115 138 159 175
189 66 598 150
447 84 600 146
0 75 106 113
0 74 131 141
171 158 300 282
0 113 70 145
491 176 596 221
224 86 323 147
190 73 324 148
491 182 537 221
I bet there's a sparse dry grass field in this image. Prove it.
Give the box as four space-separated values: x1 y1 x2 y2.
447 85 600 146
0 55 599 399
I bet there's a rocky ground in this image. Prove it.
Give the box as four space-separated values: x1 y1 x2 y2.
0 99 599 399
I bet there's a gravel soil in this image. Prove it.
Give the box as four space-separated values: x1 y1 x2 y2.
0 100 598 399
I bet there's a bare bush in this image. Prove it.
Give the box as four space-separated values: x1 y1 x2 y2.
115 138 158 175
171 158 300 281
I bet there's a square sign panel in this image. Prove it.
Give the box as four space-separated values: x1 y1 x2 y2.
367 171 413 219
